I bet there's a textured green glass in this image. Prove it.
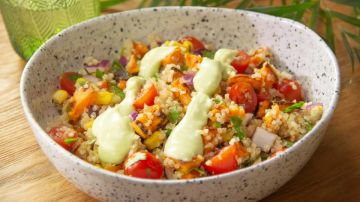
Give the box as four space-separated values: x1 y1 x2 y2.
0 0 100 60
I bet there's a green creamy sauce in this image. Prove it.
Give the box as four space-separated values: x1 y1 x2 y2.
164 92 212 161
92 77 144 164
139 46 176 78
214 48 238 78
193 58 222 95
165 57 226 161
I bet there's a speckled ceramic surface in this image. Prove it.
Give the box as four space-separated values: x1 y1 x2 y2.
20 7 340 202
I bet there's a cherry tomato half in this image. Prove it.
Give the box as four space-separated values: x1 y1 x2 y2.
180 36 205 53
48 126 78 151
124 151 163 179
204 142 247 175
133 84 158 109
231 51 250 74
60 72 80 95
228 82 258 113
277 79 304 102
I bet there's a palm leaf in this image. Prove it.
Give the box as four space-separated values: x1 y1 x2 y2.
341 31 355 71
330 0 360 7
309 1 320 30
100 0 128 10
345 31 360 44
150 0 161 7
248 2 316 16
321 10 335 51
354 48 360 64
237 0 252 9
331 11 360 27
179 0 186 6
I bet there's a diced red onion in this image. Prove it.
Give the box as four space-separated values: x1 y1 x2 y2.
85 60 110 73
83 75 100 83
98 59 110 67
183 72 195 86
129 111 139 121
252 127 277 152
193 48 205 55
86 59 110 68
119 56 128 67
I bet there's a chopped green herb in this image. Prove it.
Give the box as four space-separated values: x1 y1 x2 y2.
64 137 78 145
168 107 180 124
213 98 221 104
214 122 222 128
190 167 206 175
202 50 215 59
230 116 245 140
182 65 189 71
165 129 172 136
112 85 125 99
283 140 294 148
111 60 122 72
260 152 269 160
284 101 305 113
69 74 81 81
95 69 105 79
119 47 125 56
243 159 253 167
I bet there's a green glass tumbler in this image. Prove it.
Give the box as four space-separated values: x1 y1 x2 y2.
0 0 100 60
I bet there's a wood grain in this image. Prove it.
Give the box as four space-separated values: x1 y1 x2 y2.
0 2 359 202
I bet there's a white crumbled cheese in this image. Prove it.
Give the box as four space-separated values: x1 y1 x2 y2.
229 136 240 145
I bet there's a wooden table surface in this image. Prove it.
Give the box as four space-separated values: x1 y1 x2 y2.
1 2 359 202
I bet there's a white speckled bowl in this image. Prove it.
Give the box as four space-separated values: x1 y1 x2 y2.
20 7 339 202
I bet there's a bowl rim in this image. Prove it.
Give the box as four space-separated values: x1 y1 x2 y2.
20 6 340 185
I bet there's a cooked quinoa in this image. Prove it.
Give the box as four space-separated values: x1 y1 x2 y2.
48 36 323 179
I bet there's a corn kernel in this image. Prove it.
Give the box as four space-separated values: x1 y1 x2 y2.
144 131 165 150
94 91 113 105
182 40 193 52
76 77 88 87
83 119 94 130
52 89 69 104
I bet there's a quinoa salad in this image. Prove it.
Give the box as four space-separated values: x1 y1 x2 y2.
48 36 323 179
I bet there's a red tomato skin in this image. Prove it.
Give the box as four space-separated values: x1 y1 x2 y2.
228 82 258 113
257 90 271 103
231 51 251 74
48 126 77 151
124 151 163 179
203 144 238 175
60 72 79 95
181 36 205 53
277 79 304 102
